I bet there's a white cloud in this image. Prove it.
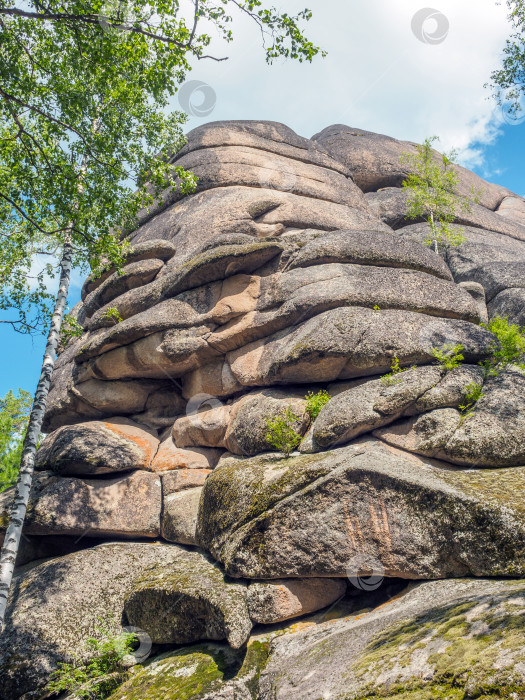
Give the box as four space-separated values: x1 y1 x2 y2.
177 0 512 174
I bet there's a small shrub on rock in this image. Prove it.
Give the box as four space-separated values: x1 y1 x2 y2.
47 618 137 700
459 382 484 422
265 406 302 457
101 307 123 325
480 315 525 376
380 356 416 386
305 390 331 421
431 343 465 371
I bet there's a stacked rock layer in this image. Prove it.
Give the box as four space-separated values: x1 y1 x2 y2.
1 121 525 699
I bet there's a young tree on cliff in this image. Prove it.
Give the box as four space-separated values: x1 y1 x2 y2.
0 0 325 630
401 137 473 254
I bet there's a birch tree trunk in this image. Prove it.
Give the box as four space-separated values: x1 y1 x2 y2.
0 238 73 630
0 107 100 630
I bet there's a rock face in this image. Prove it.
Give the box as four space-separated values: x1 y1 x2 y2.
3 120 525 699
0 543 189 698
124 551 252 648
258 578 525 700
197 439 525 579
35 417 160 475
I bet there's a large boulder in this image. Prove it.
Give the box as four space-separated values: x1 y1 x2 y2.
0 470 162 538
247 578 347 624
184 307 495 397
258 577 525 699
35 417 159 476
312 124 511 209
197 438 525 579
0 542 190 699
124 551 252 648
311 364 484 449
374 369 525 467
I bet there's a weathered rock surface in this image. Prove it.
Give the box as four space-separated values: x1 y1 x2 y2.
313 124 511 209
285 228 453 279
488 286 525 325
366 186 525 241
35 417 159 475
161 485 202 545
223 389 309 456
311 364 483 449
458 281 488 323
151 435 222 471
375 369 525 467
81 239 176 299
0 542 189 699
161 468 211 491
247 578 346 624
185 307 495 397
258 578 525 700
0 470 162 538
83 258 165 318
124 551 252 648
197 438 525 579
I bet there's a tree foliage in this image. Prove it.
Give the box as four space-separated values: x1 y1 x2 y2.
0 0 323 333
0 388 33 492
489 0 525 116
401 137 474 252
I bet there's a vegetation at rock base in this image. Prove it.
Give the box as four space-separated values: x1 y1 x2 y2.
47 618 138 700
401 137 478 253
265 405 303 457
431 343 465 371
0 389 33 492
305 389 331 420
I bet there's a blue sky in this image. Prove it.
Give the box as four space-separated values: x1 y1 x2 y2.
1 0 524 398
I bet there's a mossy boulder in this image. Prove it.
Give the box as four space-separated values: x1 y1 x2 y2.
257 578 525 699
124 551 252 649
107 638 273 700
197 438 525 579
106 647 240 700
0 542 191 699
